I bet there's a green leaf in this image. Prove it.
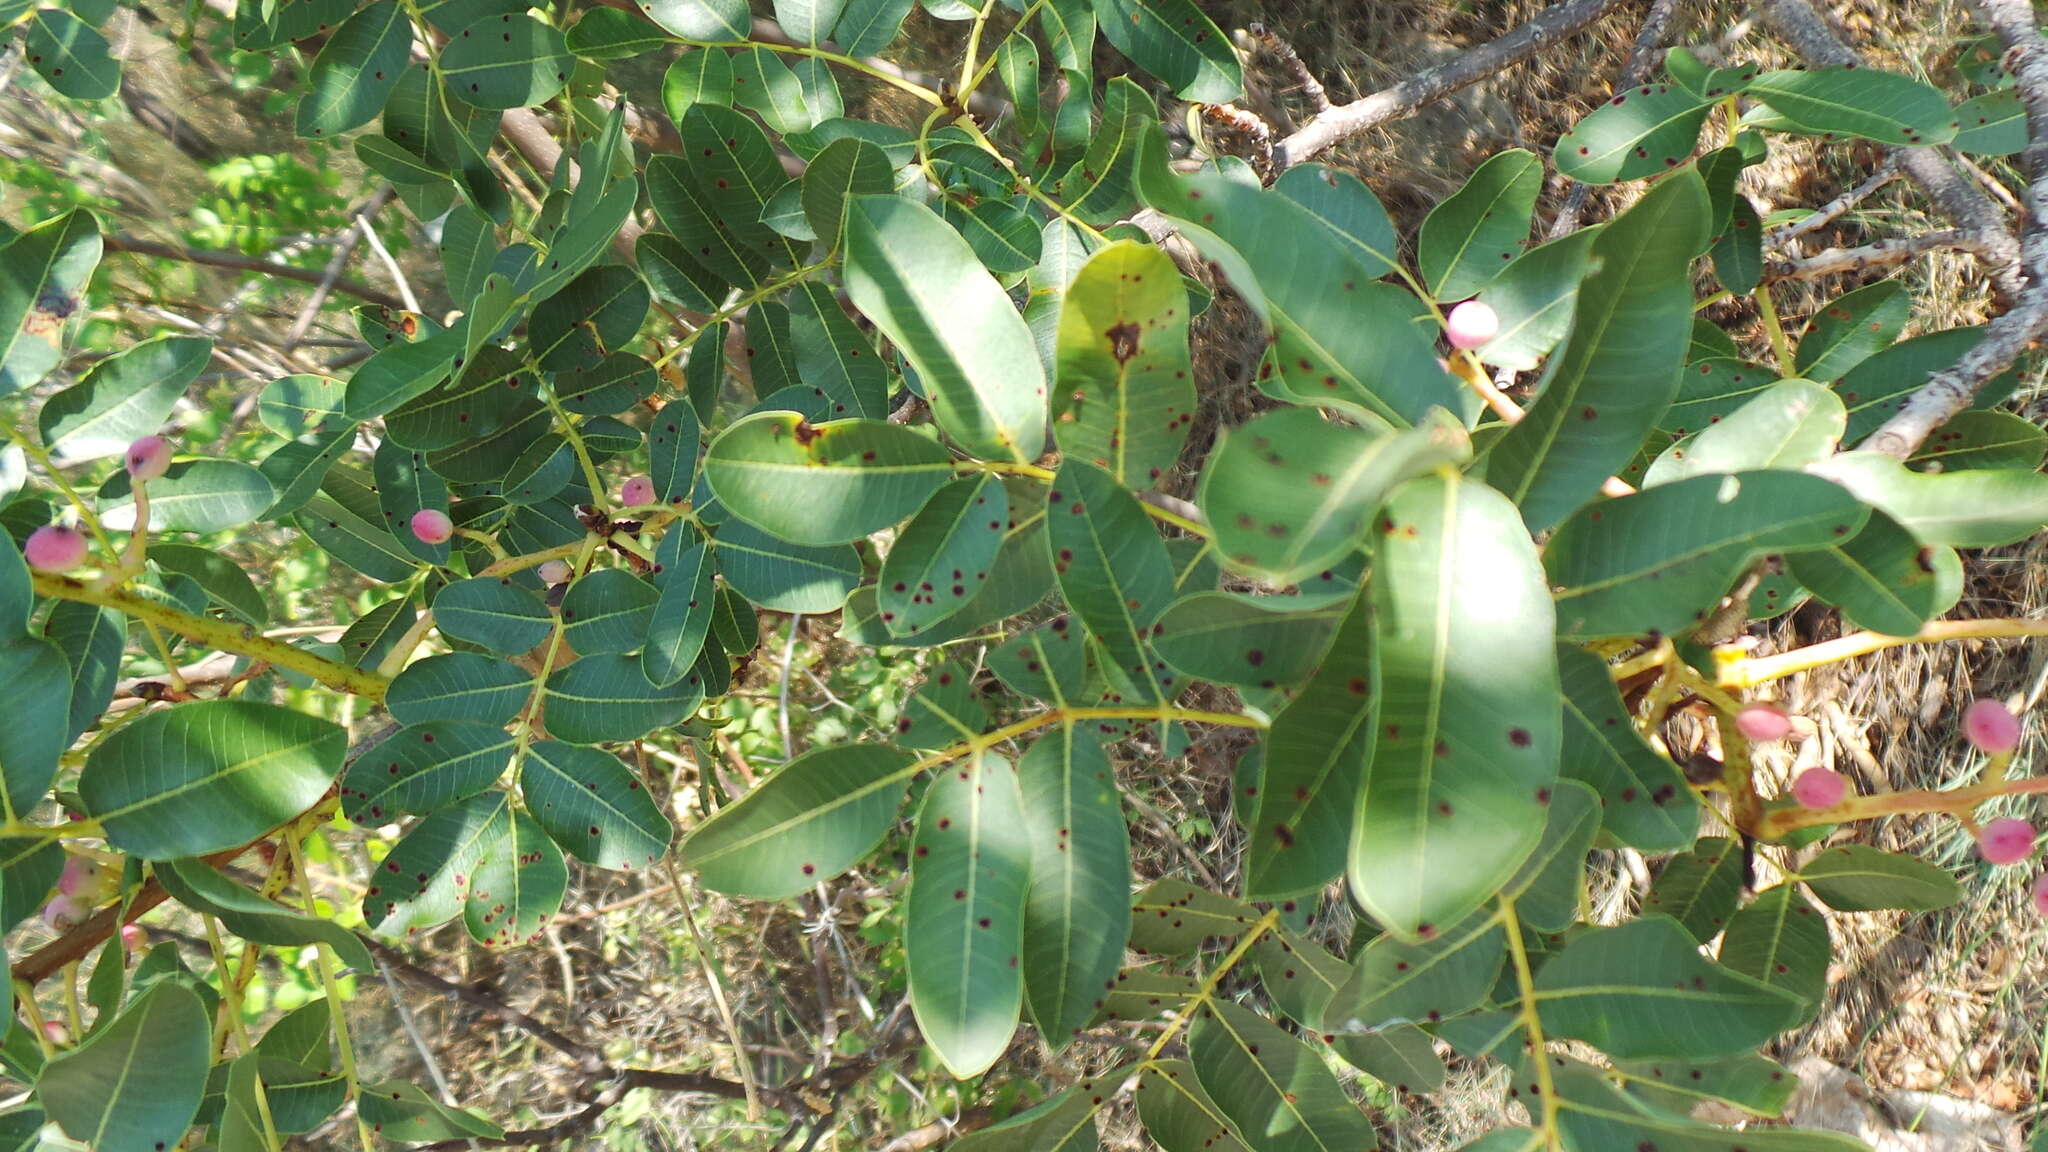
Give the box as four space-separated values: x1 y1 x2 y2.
1615 1052 1799 1119
1353 473 1559 940
988 615 1090 704
1475 226 1599 372
729 45 840 133
1200 407 1471 586
1052 240 1195 488
788 279 889 419
1533 917 1802 1060
530 264 648 374
215 1053 274 1152
659 49 735 126
465 808 567 947
649 400 703 504
897 658 987 750
519 739 672 868
1809 452 2048 547
97 459 274 533
832 0 911 54
1137 152 1463 428
1331 1026 1446 1095
1189 1000 1379 1152
1745 67 1957 146
564 6 669 57
1785 509 1955 636
38 335 210 462
1838 326 2018 441
357 1082 506 1142
1089 0 1238 102
373 439 450 565
1254 924 1350 1028
1666 360 1772 437
878 475 1008 638
907 751 1030 1077
638 0 747 39
1244 591 1371 899
1644 836 1744 942
949 1078 1108 1152
1485 168 1710 531
0 640 70 823
24 7 120 99
386 652 529 726
1794 843 1961 911
340 721 513 821
0 535 26 637
1128 878 1258 955
1017 727 1129 1046
1499 779 1599 933
1910 409 2048 472
362 791 510 935
384 349 531 451
713 520 862 612
1711 195 1763 295
1274 164 1399 280
1795 281 1911 383
1552 1057 1863 1151
37 982 208 1151
150 542 266 626
1153 592 1344 691
435 575 551 654
0 211 102 398
1546 471 1871 639
1047 458 1174 698
1419 148 1541 299
1555 82 1713 184
157 859 376 973
1137 1060 1254 1152
1329 910 1504 1033
683 744 914 898
1717 883 1829 1017
705 412 954 545
296 0 412 137
1953 88 2026 155
1554 645 1698 850
542 652 701 744
439 13 572 109
45 602 123 743
800 136 893 247
559 568 658 656
645 539 715 686
843 194 1047 462
343 324 463 421
1643 380 1844 485
79 700 345 859
1052 77 1158 226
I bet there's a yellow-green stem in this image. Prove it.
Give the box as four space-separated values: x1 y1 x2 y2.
1716 618 2048 689
1141 909 1280 1062
1754 281 1795 374
31 572 391 701
1499 896 1561 1150
284 830 376 1152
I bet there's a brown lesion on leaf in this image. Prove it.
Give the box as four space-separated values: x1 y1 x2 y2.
1105 321 1141 365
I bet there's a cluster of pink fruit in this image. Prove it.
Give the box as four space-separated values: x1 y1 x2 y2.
1739 697 2047 914
406 475 656 549
21 435 172 573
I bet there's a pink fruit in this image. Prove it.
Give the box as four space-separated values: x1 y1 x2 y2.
619 475 655 507
538 559 572 585
41 895 83 931
124 435 172 482
1964 697 2022 754
120 923 146 950
1445 300 1499 351
1735 703 1792 742
2034 872 2048 917
41 1021 68 1046
1791 767 1847 810
1977 817 2037 865
57 856 114 903
24 525 89 573
410 509 453 545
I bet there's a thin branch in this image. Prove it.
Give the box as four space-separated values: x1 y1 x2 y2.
1760 228 1980 282
877 1107 996 1152
101 234 406 309
286 186 398 351
1247 23 1330 113
1764 154 1903 247
1760 0 2026 302
1272 0 1634 170
1860 0 2048 457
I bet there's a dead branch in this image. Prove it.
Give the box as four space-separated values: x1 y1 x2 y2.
102 234 406 309
1761 0 2025 302
1764 154 1904 247
1761 229 1980 282
1272 0 1635 170
1248 23 1331 113
1859 0 2048 458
